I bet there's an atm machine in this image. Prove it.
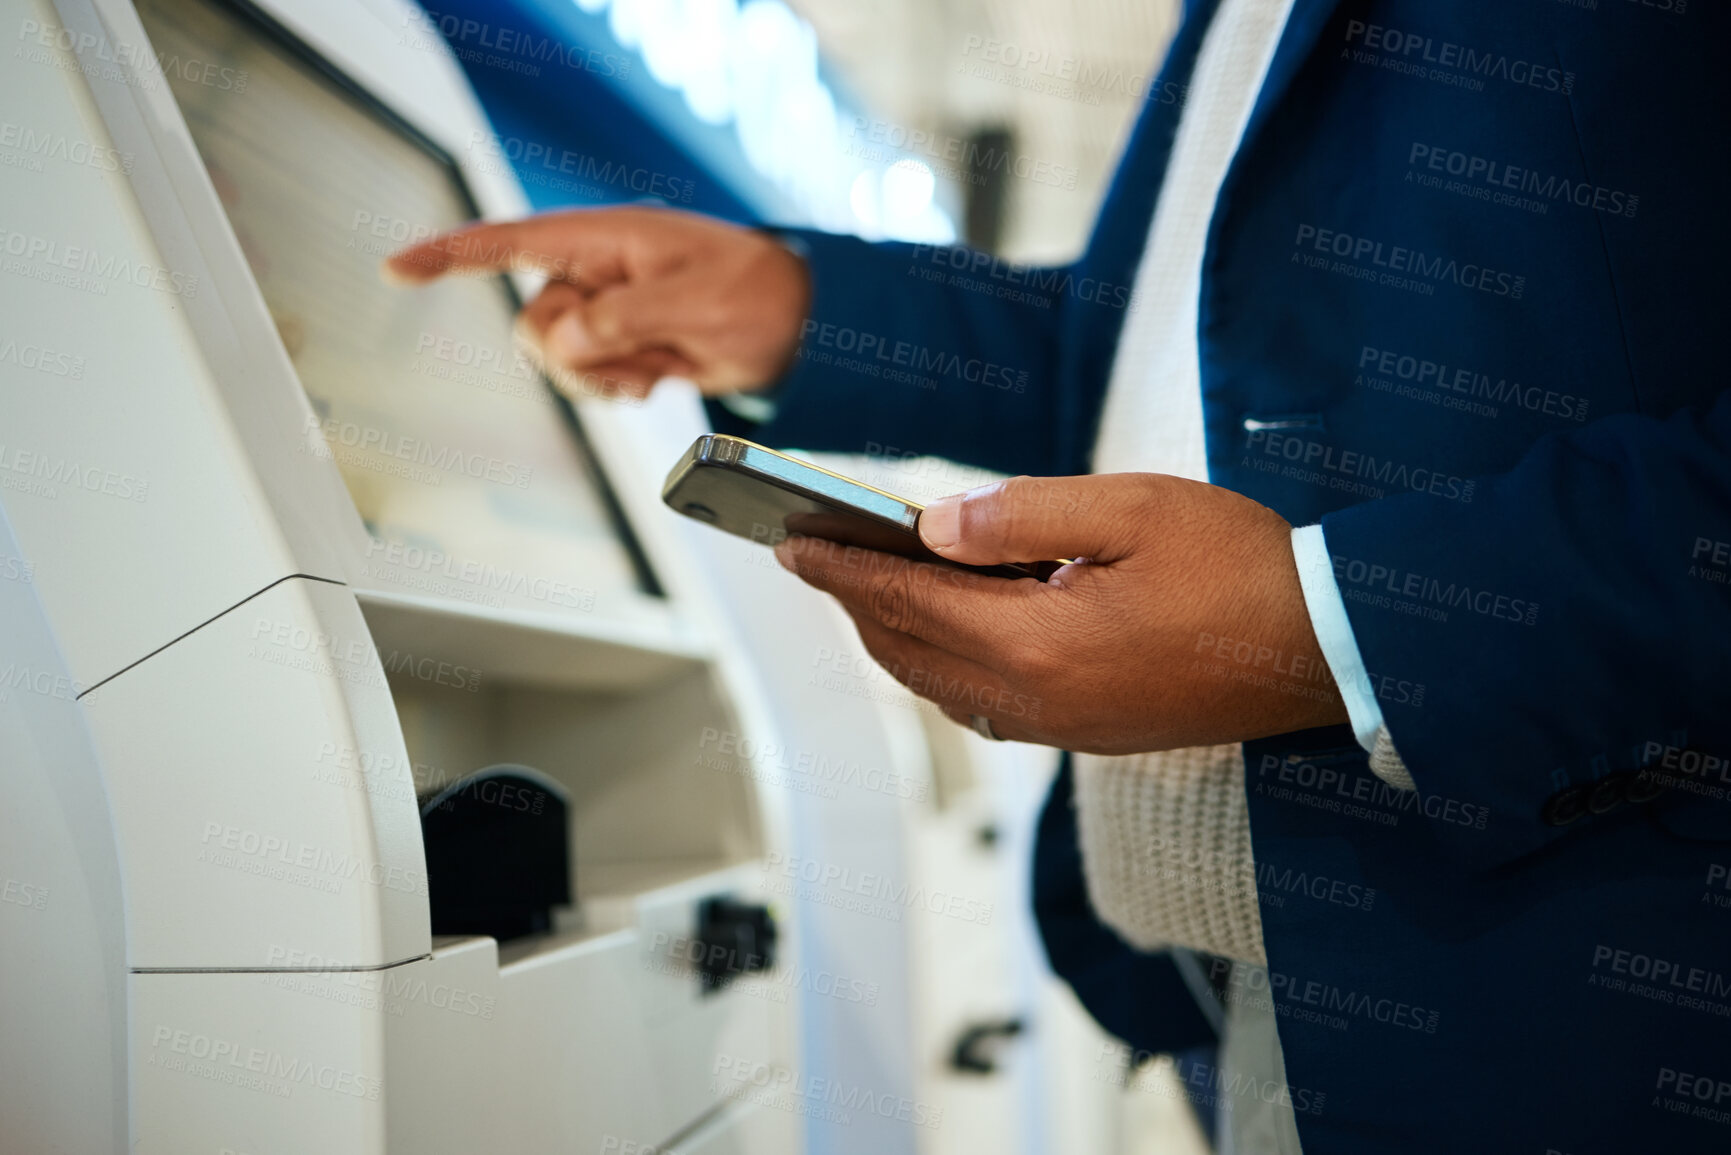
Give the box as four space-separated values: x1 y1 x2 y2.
0 0 851 1149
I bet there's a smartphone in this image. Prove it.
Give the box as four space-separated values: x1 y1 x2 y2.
661 434 1059 581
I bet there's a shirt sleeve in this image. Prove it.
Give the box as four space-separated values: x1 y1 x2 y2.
1291 524 1415 791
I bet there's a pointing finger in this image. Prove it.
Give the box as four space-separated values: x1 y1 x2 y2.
384 211 625 286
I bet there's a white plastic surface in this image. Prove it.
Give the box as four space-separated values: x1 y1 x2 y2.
81 577 429 968
3 0 325 690
0 510 129 1155
131 968 390 1154
385 867 792 1153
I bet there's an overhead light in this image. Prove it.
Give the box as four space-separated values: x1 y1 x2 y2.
848 169 878 229
607 0 643 49
882 159 935 223
563 0 956 239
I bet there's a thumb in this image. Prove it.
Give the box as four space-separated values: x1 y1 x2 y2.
917 475 1138 567
542 274 697 369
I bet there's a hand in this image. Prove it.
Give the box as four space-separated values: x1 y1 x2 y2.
776 473 1349 755
384 206 810 400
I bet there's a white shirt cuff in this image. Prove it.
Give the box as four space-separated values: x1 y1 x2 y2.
1290 523 1386 753
717 390 779 425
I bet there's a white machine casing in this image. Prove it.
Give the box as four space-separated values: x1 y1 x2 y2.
0 0 836 1149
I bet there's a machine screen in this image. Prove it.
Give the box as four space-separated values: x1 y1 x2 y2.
136 0 657 608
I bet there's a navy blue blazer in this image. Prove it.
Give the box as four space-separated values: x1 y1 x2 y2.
720 0 1731 1149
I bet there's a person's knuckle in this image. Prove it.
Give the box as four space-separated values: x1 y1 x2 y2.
586 304 623 344
864 572 918 635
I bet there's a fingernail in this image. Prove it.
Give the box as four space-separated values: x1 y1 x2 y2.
545 312 590 363
919 497 960 551
773 539 798 570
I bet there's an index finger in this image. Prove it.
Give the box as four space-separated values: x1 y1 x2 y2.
774 535 1047 671
383 213 624 287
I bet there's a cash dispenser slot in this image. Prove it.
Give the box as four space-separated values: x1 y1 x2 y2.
420 764 572 943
